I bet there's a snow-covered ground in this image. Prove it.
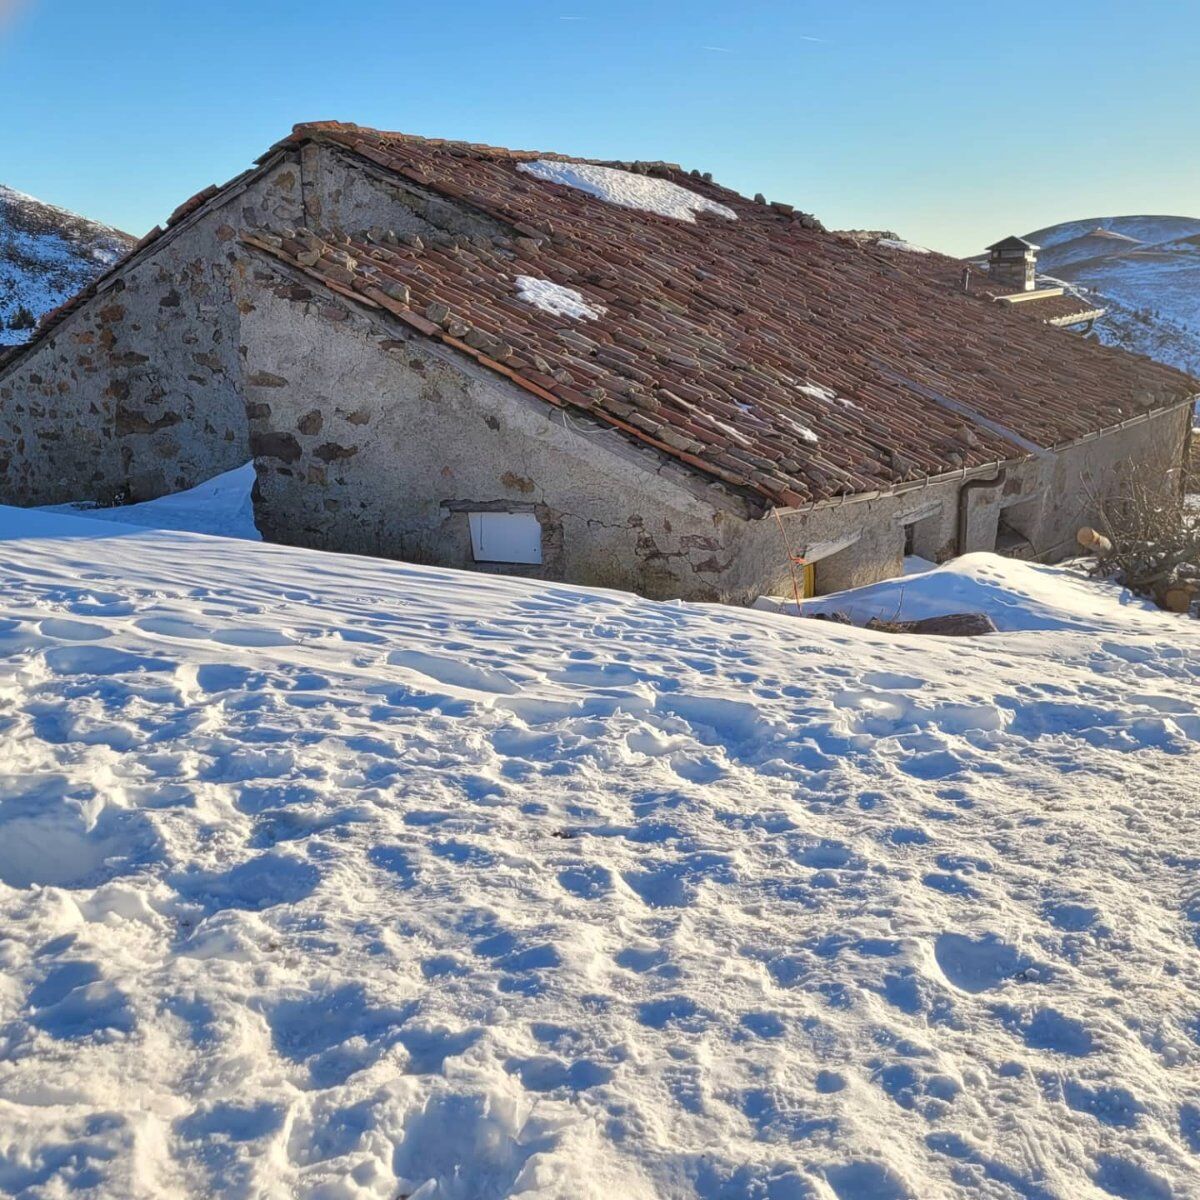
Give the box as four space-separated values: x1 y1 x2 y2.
1 482 1199 1199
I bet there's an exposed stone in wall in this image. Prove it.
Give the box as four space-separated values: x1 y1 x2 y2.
239 270 756 600
0 158 305 506
2 139 1189 607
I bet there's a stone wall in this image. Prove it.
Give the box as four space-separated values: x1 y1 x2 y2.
750 402 1191 596
0 158 304 506
1 135 1189 607
241 274 769 601
1035 404 1193 556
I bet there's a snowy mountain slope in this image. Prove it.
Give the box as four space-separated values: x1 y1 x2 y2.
1026 215 1200 253
1029 228 1142 273
1020 215 1200 376
0 185 133 346
0 500 1199 1199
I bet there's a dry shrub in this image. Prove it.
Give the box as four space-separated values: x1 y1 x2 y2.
1092 472 1200 611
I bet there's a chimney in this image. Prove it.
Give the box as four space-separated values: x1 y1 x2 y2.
986 235 1039 292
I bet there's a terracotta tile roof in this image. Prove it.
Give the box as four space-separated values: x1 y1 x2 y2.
820 238 1106 328
4 122 1193 510
914 255 1107 327
243 123 1194 506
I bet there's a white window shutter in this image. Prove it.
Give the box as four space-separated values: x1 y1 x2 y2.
468 512 543 564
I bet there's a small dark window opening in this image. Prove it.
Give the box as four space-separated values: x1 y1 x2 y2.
995 494 1042 560
901 507 944 562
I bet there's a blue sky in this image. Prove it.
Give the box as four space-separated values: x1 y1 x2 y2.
2 0 1196 255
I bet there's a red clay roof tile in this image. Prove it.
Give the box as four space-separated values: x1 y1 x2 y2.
4 123 1193 506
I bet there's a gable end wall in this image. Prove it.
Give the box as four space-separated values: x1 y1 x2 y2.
0 158 304 506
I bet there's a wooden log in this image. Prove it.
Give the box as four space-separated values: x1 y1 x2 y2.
1077 526 1113 556
1163 585 1196 614
866 612 998 637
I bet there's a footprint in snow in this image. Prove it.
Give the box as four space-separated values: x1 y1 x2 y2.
861 671 926 691
1048 1077 1144 1127
37 617 110 641
995 1006 1095 1057
175 1100 286 1144
1042 899 1102 933
0 793 157 889
28 963 135 1041
636 995 706 1030
934 932 1033 994
1092 1155 1174 1200
548 660 645 687
557 864 614 899
505 1056 613 1092
390 648 519 695
173 852 320 913
823 1160 915 1200
900 749 965 780
42 644 174 676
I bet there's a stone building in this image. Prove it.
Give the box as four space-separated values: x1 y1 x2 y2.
0 123 1194 601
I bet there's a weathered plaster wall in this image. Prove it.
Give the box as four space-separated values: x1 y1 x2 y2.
0 158 304 506
749 478 966 595
1029 405 1192 559
242 276 763 601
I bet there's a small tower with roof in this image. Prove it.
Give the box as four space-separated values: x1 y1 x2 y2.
986 235 1039 291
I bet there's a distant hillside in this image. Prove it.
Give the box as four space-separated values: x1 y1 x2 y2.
0 185 133 346
1023 215 1200 376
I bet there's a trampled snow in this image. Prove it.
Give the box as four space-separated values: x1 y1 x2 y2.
514 276 605 321
1 492 1199 1198
517 160 738 224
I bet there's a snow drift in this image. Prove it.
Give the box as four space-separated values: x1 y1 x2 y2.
0 489 1198 1199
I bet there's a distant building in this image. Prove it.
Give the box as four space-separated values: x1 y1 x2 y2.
0 124 1194 600
981 234 1106 331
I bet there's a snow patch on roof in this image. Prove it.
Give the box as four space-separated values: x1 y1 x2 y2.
517 160 737 224
876 237 930 254
515 275 605 320
800 382 858 410
779 414 820 444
